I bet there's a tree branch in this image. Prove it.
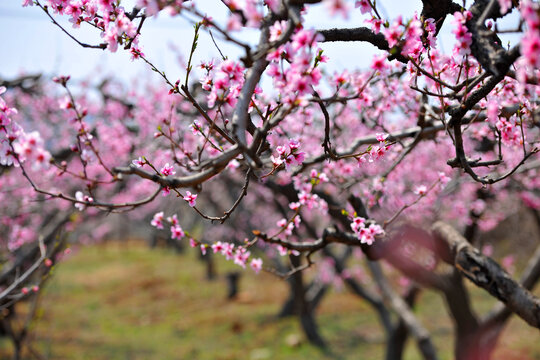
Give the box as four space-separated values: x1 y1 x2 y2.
432 221 540 329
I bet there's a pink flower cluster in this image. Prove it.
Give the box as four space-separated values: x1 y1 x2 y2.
183 191 197 207
382 14 424 59
168 214 185 240
350 217 384 245
202 59 245 108
0 87 51 169
520 0 540 68
451 11 473 56
150 211 262 273
326 0 351 19
498 0 513 14
160 162 176 176
25 0 139 52
355 0 372 15
204 240 263 273
271 139 306 171
7 224 36 252
223 0 264 28
266 27 325 105
496 117 522 146
75 191 94 211
487 101 522 146
150 212 185 241
150 211 165 229
277 216 300 237
357 133 392 165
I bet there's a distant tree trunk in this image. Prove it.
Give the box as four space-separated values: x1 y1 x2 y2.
198 251 216 280
225 272 241 299
385 286 420 360
167 236 184 254
289 254 326 348
1 306 23 360
278 279 327 318
278 291 295 318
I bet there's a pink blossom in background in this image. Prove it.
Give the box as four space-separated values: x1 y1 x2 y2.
250 258 263 274
150 211 164 229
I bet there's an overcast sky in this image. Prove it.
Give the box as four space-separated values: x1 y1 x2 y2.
0 1 520 86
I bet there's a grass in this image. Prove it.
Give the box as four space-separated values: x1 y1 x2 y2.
1 239 539 359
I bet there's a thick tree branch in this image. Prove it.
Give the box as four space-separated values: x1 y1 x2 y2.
317 27 409 63
467 0 520 75
432 221 540 329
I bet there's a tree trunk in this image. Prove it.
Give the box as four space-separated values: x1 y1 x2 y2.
290 254 326 347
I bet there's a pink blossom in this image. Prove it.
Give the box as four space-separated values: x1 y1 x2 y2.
276 145 287 155
264 0 280 12
521 32 540 67
357 155 368 166
438 172 451 186
502 255 515 274
414 185 427 196
162 187 171 196
271 155 283 167
151 211 164 229
191 120 202 134
498 0 512 14
74 191 93 211
451 11 473 56
130 46 145 61
226 13 242 31
212 241 225 253
81 149 94 163
183 191 197 207
292 152 305 166
376 133 388 142
371 55 389 72
223 242 236 260
326 0 350 19
250 258 263 274
170 225 185 240
355 0 372 14
288 138 300 150
350 217 384 245
167 214 179 226
366 17 382 33
132 157 145 167
234 248 251 268
383 17 403 48
350 217 366 233
482 244 494 257
269 20 288 42
289 202 301 210
368 145 388 161
291 29 321 52
160 163 176 176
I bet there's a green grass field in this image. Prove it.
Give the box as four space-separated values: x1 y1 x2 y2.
1 240 539 359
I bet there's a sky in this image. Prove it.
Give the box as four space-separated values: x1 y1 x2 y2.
0 0 520 86
0 1 417 84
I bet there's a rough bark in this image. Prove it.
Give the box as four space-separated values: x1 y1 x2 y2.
433 221 540 329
